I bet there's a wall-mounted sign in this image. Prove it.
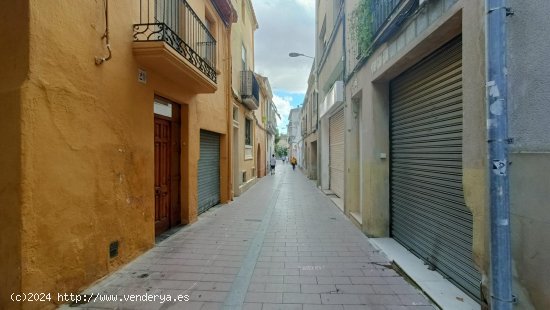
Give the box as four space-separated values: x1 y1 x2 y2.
138 69 147 84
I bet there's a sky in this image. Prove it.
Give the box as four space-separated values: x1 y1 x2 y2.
252 0 315 134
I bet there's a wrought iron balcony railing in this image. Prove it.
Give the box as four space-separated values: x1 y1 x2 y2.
134 0 217 83
372 0 402 36
371 0 418 43
241 70 259 110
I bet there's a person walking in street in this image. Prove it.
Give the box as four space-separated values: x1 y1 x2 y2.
290 156 297 171
270 154 276 175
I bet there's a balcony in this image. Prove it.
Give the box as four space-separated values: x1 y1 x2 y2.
371 0 419 45
319 81 343 119
133 0 217 93
241 70 259 110
267 121 277 135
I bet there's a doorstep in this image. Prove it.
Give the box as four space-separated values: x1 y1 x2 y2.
370 238 480 310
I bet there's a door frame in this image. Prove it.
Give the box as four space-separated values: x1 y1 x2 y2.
154 97 182 236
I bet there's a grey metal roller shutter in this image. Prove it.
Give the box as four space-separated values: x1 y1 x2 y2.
198 130 220 214
390 37 481 301
329 108 345 198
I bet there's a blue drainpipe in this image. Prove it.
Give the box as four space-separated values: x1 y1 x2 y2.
486 0 514 308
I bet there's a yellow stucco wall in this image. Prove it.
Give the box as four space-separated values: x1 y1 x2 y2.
235 103 256 186
230 0 256 95
0 1 232 309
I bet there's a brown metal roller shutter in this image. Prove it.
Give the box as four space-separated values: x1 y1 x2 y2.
329 108 345 198
390 37 481 301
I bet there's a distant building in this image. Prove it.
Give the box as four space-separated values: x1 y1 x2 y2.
287 108 302 162
277 134 290 154
256 74 276 177
300 63 319 179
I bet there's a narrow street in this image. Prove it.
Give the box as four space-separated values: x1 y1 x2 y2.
67 162 434 310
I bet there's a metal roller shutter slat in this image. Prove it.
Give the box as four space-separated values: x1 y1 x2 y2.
392 66 462 108
198 130 220 214
329 108 345 198
390 37 481 301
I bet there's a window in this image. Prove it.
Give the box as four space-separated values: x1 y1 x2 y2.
333 0 343 24
242 44 247 71
233 106 239 123
204 16 216 67
318 17 327 56
241 0 246 24
245 118 252 146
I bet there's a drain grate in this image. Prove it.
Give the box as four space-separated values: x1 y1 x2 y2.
244 219 262 222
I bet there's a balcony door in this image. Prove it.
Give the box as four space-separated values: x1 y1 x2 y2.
155 0 179 31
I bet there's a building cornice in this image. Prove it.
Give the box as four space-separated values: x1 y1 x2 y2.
212 0 238 26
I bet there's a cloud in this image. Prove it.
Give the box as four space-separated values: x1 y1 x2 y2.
272 94 293 134
295 0 315 11
252 0 315 94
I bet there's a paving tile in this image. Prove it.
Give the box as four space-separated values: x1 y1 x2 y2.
251 275 285 284
242 303 263 310
188 291 227 302
200 274 236 282
69 166 433 310
343 306 385 310
272 256 299 263
388 284 419 294
282 293 321 304
334 284 375 294
269 268 300 276
245 292 283 303
193 282 233 292
248 283 266 292
299 269 332 276
283 276 317 284
316 277 351 285
300 284 337 294
199 302 223 310
330 269 365 277
264 283 301 293
359 294 402 305
303 305 344 310
349 277 387 285
262 303 303 310
256 262 286 269
384 277 408 285
320 294 362 305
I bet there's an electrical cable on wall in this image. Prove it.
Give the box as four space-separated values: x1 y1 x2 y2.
95 0 112 65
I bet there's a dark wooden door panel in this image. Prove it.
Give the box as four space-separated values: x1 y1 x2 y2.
154 116 171 235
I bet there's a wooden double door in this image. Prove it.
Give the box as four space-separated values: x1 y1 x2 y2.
154 101 181 235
